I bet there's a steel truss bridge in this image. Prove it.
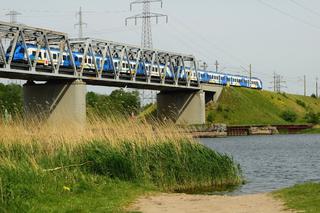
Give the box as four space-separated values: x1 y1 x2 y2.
0 21 201 91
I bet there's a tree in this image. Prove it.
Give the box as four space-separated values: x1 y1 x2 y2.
0 83 23 119
86 89 141 118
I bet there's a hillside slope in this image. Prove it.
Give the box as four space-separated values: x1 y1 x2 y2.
206 87 320 125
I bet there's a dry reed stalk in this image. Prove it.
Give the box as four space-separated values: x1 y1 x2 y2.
0 116 193 154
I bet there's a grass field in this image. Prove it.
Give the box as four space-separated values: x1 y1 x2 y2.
206 87 320 125
0 118 242 212
274 182 320 213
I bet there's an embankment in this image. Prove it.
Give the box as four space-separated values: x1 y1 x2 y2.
207 87 320 125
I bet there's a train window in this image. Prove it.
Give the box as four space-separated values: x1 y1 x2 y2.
32 51 36 56
53 54 57 60
38 52 42 58
126 63 129 68
6 45 12 54
115 62 118 68
88 58 92 64
63 55 67 60
44 52 47 59
19 48 25 53
79 57 83 63
85 58 87 63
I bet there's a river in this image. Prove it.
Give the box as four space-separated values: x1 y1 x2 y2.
200 134 320 195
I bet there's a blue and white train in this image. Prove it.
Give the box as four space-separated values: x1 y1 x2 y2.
5 43 263 89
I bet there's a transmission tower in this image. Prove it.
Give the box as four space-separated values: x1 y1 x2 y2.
126 0 168 49
125 0 168 105
271 72 286 93
5 10 21 24
75 7 87 38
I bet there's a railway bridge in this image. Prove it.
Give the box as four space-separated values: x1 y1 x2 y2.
0 21 222 125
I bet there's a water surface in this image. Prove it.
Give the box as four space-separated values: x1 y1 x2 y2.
200 134 320 195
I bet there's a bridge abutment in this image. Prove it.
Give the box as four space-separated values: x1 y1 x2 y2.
23 80 86 125
157 90 206 125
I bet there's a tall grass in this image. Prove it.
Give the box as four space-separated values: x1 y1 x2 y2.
0 117 242 211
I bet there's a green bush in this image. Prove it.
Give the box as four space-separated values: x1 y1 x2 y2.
296 99 306 108
206 112 215 123
281 110 297 122
86 89 140 118
305 112 320 124
0 83 23 118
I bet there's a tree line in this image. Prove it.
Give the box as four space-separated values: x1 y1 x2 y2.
0 83 141 120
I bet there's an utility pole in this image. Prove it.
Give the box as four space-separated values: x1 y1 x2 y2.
215 60 219 72
304 75 307 96
6 10 21 24
316 77 318 98
126 0 168 105
6 10 22 85
249 64 252 84
273 72 277 92
201 62 208 71
75 7 87 39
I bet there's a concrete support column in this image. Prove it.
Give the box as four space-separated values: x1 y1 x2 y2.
157 90 205 125
23 80 86 125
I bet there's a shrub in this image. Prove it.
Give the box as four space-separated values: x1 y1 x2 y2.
207 112 215 123
281 110 297 122
311 94 317 99
296 99 306 108
305 112 320 124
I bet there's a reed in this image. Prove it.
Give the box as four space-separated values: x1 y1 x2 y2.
0 117 242 211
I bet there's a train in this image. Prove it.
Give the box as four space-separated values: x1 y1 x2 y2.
5 43 263 89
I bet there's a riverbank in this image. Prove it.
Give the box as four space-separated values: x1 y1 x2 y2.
190 124 318 138
0 119 242 212
129 193 293 213
129 182 320 212
274 182 320 213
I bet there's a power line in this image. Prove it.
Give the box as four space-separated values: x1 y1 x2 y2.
289 0 320 18
256 0 320 31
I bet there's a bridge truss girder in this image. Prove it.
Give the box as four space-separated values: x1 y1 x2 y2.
0 21 200 90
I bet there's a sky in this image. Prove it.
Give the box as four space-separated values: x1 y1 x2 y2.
0 0 320 95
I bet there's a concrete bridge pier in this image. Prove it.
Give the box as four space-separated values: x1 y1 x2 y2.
23 80 86 125
157 90 206 125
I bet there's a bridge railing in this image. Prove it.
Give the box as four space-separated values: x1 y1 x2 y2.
0 21 200 89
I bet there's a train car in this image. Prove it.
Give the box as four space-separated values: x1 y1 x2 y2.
5 43 263 89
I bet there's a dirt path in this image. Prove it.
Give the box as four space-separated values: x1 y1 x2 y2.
129 193 294 213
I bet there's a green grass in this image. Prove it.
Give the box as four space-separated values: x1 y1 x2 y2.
298 128 320 134
274 182 320 213
207 87 320 125
0 139 242 212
